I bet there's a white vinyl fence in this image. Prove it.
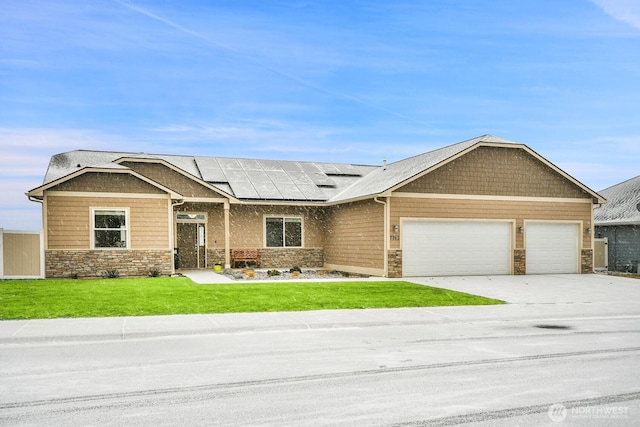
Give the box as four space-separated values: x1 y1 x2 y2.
0 229 44 279
594 237 608 272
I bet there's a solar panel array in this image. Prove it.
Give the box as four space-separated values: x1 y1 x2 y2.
195 157 363 201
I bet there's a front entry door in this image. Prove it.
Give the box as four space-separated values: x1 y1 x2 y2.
177 222 206 269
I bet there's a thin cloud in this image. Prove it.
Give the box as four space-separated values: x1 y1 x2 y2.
591 0 640 30
112 0 430 126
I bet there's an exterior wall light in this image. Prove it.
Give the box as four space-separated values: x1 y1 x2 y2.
519 226 524 233
587 227 592 235
393 224 399 233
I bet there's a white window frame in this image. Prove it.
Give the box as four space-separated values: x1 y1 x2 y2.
176 212 208 223
91 208 130 250
264 215 304 248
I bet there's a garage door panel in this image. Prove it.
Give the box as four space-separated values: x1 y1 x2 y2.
402 221 512 276
526 222 578 274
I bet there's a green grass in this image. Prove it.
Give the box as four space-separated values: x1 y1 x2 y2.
0 277 504 320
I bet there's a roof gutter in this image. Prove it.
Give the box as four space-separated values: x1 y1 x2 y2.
28 195 43 204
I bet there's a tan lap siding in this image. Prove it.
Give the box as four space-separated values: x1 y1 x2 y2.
390 197 592 251
46 195 170 250
324 200 384 271
228 205 326 248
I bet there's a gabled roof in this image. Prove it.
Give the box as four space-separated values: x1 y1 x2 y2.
28 135 604 205
595 175 640 225
29 149 378 202
329 135 513 202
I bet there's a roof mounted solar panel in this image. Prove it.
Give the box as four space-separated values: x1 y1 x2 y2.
274 183 305 200
244 169 270 184
195 158 228 183
253 180 283 199
231 181 261 199
217 158 243 170
279 161 304 172
223 168 250 183
237 158 262 170
318 163 362 176
286 171 315 185
258 159 282 171
266 170 293 184
297 183 328 200
300 163 336 187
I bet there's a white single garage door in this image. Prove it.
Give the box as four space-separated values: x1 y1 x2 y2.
402 221 512 276
525 222 579 274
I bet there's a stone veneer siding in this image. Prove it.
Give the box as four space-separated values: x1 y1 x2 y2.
514 249 526 275
388 250 402 278
581 249 593 274
206 249 227 268
258 248 324 269
46 249 173 278
203 248 325 269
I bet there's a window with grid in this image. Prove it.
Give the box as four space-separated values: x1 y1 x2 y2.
93 209 128 248
265 217 302 248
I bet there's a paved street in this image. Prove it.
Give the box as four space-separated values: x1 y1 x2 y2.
1 274 639 426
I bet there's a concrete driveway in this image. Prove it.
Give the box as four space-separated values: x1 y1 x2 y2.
410 273 640 304
182 270 639 305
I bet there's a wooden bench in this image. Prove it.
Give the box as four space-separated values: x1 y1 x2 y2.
231 249 260 268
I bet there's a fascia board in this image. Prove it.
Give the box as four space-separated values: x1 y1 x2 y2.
27 167 184 199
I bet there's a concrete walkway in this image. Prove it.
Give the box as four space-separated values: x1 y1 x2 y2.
179 269 235 283
1 274 638 344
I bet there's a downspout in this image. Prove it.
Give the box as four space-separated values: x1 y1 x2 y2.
373 196 389 277
26 194 49 279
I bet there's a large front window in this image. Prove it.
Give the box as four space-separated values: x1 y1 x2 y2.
265 216 302 248
93 209 128 248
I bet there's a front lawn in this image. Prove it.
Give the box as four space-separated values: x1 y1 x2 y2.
0 277 504 320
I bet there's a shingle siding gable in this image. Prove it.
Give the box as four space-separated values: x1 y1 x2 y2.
396 146 592 199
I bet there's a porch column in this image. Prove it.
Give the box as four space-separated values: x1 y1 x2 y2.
224 201 231 268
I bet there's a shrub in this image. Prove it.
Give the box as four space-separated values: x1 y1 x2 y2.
291 271 301 278
102 269 120 279
267 269 282 277
148 269 162 277
289 266 302 274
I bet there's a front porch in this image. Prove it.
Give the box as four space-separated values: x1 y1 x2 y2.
173 202 327 272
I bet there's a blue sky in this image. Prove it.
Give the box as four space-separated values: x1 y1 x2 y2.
1 0 639 230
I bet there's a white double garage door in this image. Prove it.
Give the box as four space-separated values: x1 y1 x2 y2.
402 220 580 276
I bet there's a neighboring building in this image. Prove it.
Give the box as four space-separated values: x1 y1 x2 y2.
594 175 640 273
27 135 605 278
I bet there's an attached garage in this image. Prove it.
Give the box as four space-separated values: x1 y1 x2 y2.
525 222 579 274
402 220 512 276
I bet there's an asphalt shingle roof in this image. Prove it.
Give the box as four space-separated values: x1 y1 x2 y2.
37 135 589 204
329 135 517 201
595 175 640 225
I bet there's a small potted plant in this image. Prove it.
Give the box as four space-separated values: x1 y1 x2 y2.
213 264 223 272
